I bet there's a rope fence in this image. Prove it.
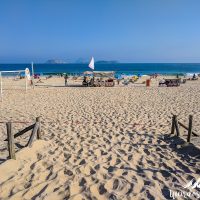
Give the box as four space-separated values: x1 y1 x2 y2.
0 120 148 126
170 114 199 142
4 117 41 160
1 114 199 161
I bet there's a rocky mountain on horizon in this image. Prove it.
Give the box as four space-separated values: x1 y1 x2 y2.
95 60 119 64
46 59 66 64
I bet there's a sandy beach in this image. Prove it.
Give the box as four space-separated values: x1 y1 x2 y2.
0 77 200 200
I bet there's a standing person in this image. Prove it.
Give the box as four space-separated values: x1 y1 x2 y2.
64 74 68 86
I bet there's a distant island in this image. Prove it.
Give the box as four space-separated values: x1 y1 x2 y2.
46 59 66 64
95 60 119 64
45 59 119 64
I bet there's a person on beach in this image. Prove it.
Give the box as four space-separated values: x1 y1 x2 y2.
83 76 88 86
89 77 94 86
64 74 68 86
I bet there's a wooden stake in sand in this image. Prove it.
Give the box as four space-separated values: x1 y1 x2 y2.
36 117 41 139
171 115 176 135
171 114 197 142
6 122 16 159
174 116 180 137
187 115 193 143
171 115 180 136
178 121 198 136
27 122 39 147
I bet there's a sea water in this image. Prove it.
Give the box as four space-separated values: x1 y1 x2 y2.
1 63 200 76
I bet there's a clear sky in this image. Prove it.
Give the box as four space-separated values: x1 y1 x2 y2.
0 0 200 63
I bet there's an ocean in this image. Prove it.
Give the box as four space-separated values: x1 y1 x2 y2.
0 63 200 76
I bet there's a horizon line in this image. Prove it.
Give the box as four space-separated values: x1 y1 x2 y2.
1 62 200 64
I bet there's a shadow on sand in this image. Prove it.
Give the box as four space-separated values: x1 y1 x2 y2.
35 84 83 88
164 134 200 159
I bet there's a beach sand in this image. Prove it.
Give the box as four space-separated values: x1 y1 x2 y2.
0 77 200 199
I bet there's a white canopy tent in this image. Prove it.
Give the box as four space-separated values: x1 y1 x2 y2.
93 71 115 78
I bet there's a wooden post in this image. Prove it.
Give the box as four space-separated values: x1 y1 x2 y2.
0 71 3 101
174 115 180 137
6 122 16 159
171 115 176 134
27 122 39 147
178 121 198 136
187 115 193 142
36 117 41 139
31 62 35 89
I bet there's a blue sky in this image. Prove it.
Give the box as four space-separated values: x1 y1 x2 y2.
0 0 200 63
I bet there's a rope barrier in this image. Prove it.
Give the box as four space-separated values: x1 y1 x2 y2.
0 120 170 128
0 121 145 125
0 121 32 124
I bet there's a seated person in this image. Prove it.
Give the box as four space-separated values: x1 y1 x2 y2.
82 76 88 86
192 74 198 80
89 77 94 86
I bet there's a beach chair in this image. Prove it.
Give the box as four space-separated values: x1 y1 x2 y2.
105 79 114 87
122 80 129 85
159 80 166 86
192 77 198 80
182 79 187 84
165 79 181 87
82 81 88 86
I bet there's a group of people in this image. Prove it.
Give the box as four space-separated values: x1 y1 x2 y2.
63 74 95 87
82 76 94 86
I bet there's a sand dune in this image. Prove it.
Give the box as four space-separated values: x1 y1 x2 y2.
0 78 200 199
